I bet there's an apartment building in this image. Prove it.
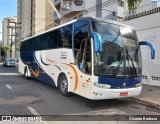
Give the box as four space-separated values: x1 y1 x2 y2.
124 0 160 86
54 0 124 23
2 16 17 59
17 0 54 41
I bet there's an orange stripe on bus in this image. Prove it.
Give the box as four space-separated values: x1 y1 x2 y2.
45 58 79 92
47 58 56 62
66 64 79 92
30 66 39 77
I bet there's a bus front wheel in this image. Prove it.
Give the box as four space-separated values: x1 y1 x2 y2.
58 74 70 97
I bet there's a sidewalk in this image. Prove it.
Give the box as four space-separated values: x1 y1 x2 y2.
130 84 160 109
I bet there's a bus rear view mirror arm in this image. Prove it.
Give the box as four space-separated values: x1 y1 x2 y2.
91 32 102 52
139 41 155 59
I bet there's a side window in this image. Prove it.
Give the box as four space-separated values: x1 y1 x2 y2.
23 41 28 52
38 34 48 50
74 21 89 60
28 39 33 51
47 29 58 49
58 24 72 48
74 21 89 48
33 37 39 51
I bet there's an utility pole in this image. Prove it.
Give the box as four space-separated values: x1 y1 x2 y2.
7 26 14 58
60 0 64 24
8 21 21 59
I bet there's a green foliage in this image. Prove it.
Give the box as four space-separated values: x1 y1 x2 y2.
1 46 11 58
0 46 5 57
4 46 11 52
16 47 20 51
128 0 142 10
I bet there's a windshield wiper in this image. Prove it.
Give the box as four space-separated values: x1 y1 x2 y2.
126 48 137 77
113 48 123 77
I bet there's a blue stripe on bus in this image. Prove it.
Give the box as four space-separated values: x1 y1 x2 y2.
98 76 141 88
20 52 55 85
40 54 50 66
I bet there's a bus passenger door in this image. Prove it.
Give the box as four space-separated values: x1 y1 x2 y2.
76 38 92 96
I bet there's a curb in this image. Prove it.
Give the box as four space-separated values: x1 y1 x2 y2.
127 97 160 109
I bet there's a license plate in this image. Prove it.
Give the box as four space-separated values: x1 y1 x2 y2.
120 92 128 96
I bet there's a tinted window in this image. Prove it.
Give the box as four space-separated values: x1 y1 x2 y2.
23 41 28 52
38 34 48 50
47 29 58 49
58 24 72 48
74 21 89 49
120 26 138 41
33 37 39 51
27 39 34 51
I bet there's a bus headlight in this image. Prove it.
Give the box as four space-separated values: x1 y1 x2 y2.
94 82 111 89
135 83 142 87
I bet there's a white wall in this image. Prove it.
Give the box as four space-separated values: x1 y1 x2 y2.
124 12 160 86
84 0 120 20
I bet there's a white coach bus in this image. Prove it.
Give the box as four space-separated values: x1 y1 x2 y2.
19 17 155 100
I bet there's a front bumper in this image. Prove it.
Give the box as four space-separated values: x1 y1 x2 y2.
89 86 142 100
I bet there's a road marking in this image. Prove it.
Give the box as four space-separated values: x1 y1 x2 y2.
6 84 12 90
27 106 47 124
0 73 21 76
27 106 40 115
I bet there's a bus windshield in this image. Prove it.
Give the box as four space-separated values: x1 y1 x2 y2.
92 21 142 78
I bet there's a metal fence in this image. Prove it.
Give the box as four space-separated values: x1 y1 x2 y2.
125 1 160 20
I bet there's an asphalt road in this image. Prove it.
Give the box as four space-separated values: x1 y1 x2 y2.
0 63 159 122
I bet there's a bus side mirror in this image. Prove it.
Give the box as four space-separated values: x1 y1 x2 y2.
91 32 102 52
139 41 155 59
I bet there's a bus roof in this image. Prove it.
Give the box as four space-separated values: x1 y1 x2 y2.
77 17 134 28
21 17 134 42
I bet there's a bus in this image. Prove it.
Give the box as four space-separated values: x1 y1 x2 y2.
19 17 155 100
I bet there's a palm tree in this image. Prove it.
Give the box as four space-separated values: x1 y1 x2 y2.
3 46 11 59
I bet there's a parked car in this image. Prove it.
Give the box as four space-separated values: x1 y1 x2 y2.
3 58 16 67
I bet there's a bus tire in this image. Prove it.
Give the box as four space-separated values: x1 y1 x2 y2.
24 67 30 79
58 74 70 97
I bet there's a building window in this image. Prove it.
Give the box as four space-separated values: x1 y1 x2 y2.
118 0 124 7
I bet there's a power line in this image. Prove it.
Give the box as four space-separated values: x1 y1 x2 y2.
22 0 117 38
36 0 117 34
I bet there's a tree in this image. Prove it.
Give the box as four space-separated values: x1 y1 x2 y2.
2 46 11 59
16 47 20 51
127 0 142 10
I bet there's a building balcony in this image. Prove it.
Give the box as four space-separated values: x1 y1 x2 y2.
125 1 160 21
54 1 85 21
63 1 84 18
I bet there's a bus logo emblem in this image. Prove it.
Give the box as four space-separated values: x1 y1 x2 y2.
123 82 126 88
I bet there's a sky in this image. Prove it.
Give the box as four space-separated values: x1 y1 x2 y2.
0 0 17 41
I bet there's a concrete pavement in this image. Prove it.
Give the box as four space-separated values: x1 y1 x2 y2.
130 84 160 109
